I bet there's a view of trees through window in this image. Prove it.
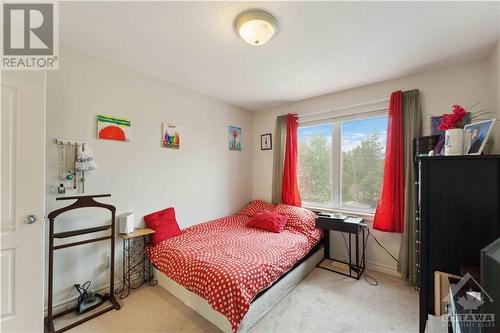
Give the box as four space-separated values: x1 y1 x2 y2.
298 116 387 212
298 124 332 204
341 117 387 210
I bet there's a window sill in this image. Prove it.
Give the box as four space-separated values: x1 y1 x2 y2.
303 205 375 223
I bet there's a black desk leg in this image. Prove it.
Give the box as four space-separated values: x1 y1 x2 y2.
317 227 367 280
348 234 352 277
355 231 360 279
362 228 366 276
324 230 330 259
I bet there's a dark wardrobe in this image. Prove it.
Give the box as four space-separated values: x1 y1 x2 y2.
417 155 500 332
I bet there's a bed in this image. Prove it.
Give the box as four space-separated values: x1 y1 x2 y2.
148 202 323 333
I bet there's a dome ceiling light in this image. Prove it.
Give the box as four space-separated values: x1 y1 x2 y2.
234 10 278 46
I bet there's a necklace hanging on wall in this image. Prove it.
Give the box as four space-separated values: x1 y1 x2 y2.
57 143 66 194
55 139 97 195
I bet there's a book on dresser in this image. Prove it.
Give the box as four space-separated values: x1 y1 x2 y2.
417 155 500 333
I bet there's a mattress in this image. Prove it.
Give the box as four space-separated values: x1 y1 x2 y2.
148 207 322 332
155 245 324 333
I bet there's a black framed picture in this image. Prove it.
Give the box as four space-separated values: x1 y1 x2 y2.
261 133 272 150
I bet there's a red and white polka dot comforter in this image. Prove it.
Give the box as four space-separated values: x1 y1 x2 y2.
148 207 322 332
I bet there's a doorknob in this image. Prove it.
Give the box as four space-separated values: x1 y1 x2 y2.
24 215 37 224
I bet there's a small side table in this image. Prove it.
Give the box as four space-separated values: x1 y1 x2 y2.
315 215 367 280
115 228 158 299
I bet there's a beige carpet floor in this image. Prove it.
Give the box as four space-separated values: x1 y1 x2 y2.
69 266 418 333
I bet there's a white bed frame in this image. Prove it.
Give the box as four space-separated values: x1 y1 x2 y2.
154 246 324 333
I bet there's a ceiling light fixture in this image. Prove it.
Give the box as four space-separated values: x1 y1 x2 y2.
235 10 278 46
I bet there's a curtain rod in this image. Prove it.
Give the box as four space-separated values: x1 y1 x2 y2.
296 97 389 118
277 114 298 118
299 107 389 125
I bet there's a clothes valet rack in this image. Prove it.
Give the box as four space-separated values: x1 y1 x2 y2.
45 194 121 333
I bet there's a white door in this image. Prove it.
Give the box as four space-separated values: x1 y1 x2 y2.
1 71 45 332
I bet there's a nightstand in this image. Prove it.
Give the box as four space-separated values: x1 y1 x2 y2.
115 228 158 299
315 214 367 280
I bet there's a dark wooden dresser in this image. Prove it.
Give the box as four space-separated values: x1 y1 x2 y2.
418 155 500 333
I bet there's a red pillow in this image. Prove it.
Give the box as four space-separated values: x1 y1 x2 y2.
247 210 288 233
272 204 317 234
239 200 275 217
143 207 182 246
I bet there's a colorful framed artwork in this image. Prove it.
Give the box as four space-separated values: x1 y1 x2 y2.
162 123 180 149
431 115 444 135
261 133 272 150
229 126 242 151
97 115 131 142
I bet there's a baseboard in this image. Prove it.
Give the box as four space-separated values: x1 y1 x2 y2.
330 255 401 278
365 260 400 278
46 259 400 316
44 280 124 316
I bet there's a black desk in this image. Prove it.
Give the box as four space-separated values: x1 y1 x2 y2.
315 215 367 279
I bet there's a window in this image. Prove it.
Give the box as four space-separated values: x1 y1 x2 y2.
298 124 333 205
298 115 387 213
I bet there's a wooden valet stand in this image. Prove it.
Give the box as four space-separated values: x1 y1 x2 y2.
45 194 121 333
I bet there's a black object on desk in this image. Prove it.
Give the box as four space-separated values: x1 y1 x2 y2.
315 214 367 279
115 228 158 299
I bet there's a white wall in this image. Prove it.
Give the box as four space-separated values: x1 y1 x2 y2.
489 41 500 152
252 57 494 275
45 47 253 309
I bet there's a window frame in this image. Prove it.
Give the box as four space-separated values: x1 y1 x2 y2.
298 109 388 215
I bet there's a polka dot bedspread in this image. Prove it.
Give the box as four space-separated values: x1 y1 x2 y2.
147 205 322 332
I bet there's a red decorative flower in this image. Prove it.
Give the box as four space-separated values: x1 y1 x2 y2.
438 105 469 131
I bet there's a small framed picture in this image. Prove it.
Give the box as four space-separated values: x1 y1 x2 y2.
162 123 180 149
229 126 242 151
431 115 444 135
261 133 272 150
463 119 496 155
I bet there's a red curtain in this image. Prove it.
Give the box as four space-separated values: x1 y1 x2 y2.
373 91 404 232
282 113 302 207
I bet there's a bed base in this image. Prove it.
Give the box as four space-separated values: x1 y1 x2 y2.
154 245 324 333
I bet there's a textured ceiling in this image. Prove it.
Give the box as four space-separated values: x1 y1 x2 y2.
59 2 499 110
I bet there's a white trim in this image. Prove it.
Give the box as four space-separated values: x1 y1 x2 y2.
297 98 389 119
332 122 341 206
325 256 400 277
366 261 400 278
44 279 124 316
299 111 388 215
299 108 388 127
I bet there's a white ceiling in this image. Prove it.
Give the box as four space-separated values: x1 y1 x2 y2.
60 2 499 111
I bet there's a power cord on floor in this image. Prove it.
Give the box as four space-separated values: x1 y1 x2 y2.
361 231 379 286
367 228 399 263
339 225 399 287
340 231 378 286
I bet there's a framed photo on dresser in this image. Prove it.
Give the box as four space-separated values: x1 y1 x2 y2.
464 119 495 155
